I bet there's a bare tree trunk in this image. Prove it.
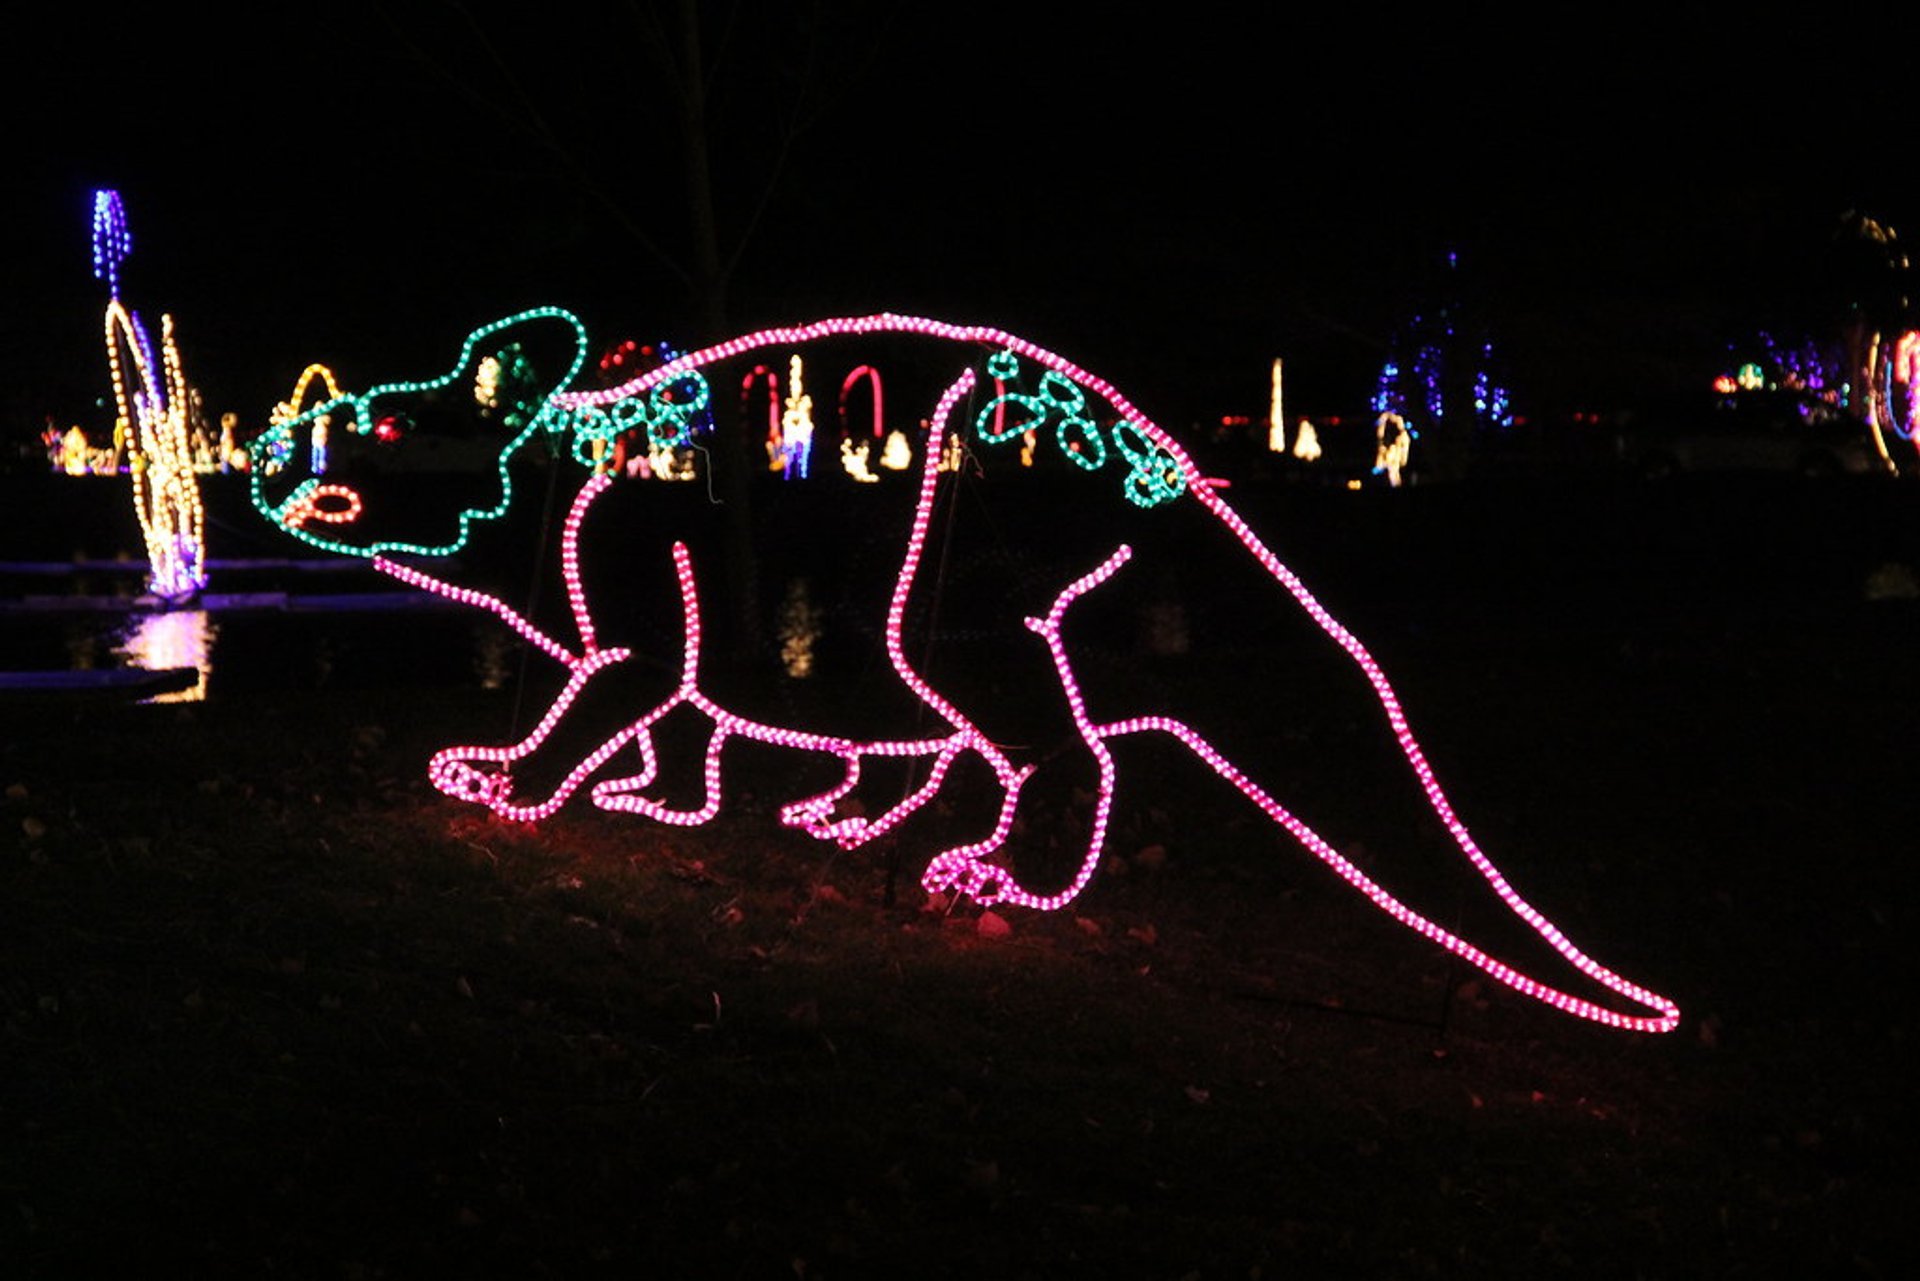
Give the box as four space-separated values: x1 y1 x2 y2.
673 0 762 661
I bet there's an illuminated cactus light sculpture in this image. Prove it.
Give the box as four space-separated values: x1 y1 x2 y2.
259 311 1680 1035
93 190 207 600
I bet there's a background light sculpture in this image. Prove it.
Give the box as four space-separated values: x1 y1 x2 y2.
267 363 346 476
743 364 782 470
1866 328 1920 466
1372 253 1515 479
92 190 208 600
1373 411 1412 487
838 364 885 481
777 353 815 478
91 190 130 299
1268 357 1285 453
1293 418 1322 462
284 312 1677 1035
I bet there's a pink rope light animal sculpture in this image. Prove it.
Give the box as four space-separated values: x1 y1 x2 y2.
373 314 1679 1035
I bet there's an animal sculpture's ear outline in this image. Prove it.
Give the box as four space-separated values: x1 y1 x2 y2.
248 307 593 558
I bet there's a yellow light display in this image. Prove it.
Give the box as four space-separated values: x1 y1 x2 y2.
1373 412 1411 487
61 426 93 476
643 439 698 481
103 301 207 598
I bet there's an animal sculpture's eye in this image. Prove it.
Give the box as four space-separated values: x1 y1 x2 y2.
372 414 409 443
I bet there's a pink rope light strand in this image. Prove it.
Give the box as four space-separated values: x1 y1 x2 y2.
413 313 1682 1033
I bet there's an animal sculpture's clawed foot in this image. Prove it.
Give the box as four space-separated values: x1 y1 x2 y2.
430 757 514 810
921 850 1008 906
780 784 871 846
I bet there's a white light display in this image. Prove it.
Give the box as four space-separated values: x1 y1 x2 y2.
1293 418 1322 462
1866 329 1920 467
838 364 885 481
1268 358 1286 453
880 429 913 471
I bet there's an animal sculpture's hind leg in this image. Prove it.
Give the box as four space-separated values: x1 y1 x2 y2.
915 549 1137 911
426 647 648 821
1013 544 1683 1032
781 736 1037 878
590 705 732 826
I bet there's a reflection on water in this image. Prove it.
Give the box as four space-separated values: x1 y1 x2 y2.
473 624 514 691
779 578 823 679
113 609 215 702
7 577 844 701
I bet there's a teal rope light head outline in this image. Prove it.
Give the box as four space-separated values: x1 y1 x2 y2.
248 306 593 558
971 349 1187 506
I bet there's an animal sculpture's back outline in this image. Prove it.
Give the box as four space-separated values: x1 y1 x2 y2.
313 313 1678 1035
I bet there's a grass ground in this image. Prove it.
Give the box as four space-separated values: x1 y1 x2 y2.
3 476 1915 1278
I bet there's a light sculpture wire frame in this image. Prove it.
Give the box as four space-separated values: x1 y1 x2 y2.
347 312 1679 1035
102 303 208 599
93 189 208 600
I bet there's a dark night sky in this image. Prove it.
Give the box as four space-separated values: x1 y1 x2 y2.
5 2 1914 438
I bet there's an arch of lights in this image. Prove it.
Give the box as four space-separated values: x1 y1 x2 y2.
1267 358 1286 454
266 363 347 476
742 364 782 469
93 190 208 600
286 311 1678 1034
838 364 885 482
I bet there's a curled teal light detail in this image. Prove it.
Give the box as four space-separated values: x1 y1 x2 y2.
543 370 712 466
1112 420 1187 507
554 404 617 467
972 354 1183 506
644 373 712 448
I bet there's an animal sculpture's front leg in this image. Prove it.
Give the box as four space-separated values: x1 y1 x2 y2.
425 647 670 822
916 750 1037 903
917 547 1135 911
